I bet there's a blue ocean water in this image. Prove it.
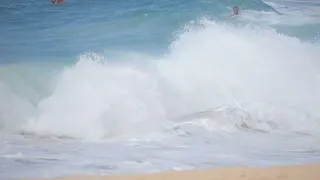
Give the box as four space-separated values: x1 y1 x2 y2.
1 0 320 179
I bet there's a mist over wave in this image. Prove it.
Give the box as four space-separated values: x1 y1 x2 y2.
1 19 320 140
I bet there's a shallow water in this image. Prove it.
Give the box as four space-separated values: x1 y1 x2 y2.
1 0 320 179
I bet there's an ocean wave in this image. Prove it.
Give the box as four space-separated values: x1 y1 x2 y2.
1 19 320 140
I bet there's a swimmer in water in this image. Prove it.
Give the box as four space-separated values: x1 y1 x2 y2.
233 7 239 15
229 7 239 18
51 0 65 4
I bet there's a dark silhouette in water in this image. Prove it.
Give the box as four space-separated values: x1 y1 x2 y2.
229 6 240 18
232 6 239 16
233 6 239 15
51 0 65 4
222 0 282 15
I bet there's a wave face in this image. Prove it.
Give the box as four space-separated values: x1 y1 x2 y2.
1 0 320 179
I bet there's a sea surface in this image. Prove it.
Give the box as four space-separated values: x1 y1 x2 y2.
1 0 320 179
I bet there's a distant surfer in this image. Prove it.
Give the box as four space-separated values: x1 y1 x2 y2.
51 0 65 4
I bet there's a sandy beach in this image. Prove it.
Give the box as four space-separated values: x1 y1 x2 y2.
24 163 320 180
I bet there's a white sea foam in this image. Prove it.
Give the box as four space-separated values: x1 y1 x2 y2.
1 20 320 140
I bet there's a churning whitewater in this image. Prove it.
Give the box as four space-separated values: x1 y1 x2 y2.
1 0 320 179
2 20 320 140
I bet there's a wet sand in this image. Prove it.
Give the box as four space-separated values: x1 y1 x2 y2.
24 163 320 180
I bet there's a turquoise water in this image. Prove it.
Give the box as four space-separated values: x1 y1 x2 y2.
2 0 316 62
1 0 320 179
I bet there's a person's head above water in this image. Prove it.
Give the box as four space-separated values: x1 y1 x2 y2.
233 7 239 15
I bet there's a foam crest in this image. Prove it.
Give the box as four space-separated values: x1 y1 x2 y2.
11 20 320 139
23 53 166 140
160 20 320 133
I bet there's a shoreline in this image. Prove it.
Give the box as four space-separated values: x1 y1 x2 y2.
24 163 320 180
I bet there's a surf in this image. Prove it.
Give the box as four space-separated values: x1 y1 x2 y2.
1 18 319 140
2 1 320 179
